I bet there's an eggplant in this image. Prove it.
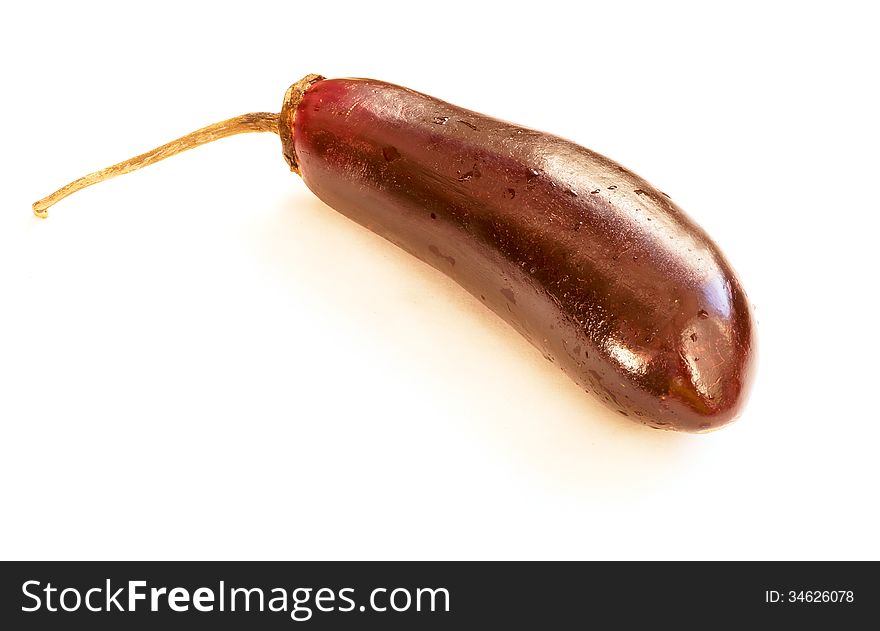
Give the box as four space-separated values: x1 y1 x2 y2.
34 74 756 432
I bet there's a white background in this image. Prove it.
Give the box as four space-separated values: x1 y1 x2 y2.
2 2 878 560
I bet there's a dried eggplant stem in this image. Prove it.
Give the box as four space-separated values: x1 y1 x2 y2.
32 112 279 218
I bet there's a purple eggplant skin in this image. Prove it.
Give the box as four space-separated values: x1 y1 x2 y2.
280 77 756 432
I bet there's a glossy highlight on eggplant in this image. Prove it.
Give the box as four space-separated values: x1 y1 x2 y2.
33 73 756 433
